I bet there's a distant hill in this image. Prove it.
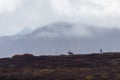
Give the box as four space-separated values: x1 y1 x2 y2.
0 22 120 57
0 53 120 80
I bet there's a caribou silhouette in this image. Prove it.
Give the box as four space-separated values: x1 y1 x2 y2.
100 49 103 53
68 51 73 55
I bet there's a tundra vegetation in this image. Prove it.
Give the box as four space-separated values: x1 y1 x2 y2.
0 52 120 80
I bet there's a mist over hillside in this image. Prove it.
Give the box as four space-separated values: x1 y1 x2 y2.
0 22 120 57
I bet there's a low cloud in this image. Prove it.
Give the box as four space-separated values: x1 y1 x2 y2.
51 0 120 16
0 0 120 36
33 22 93 38
0 0 20 13
51 0 120 28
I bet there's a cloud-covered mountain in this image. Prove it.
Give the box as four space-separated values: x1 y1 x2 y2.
0 22 120 57
16 27 33 35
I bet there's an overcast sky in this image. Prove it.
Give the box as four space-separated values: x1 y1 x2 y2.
0 0 120 36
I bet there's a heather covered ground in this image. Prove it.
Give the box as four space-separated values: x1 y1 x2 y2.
0 53 120 80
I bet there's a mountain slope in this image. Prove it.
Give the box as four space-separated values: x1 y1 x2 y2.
0 22 120 57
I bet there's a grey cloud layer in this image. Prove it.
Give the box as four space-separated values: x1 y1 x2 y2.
0 0 120 36
0 0 57 36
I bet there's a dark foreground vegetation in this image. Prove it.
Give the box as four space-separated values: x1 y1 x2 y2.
0 52 120 80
